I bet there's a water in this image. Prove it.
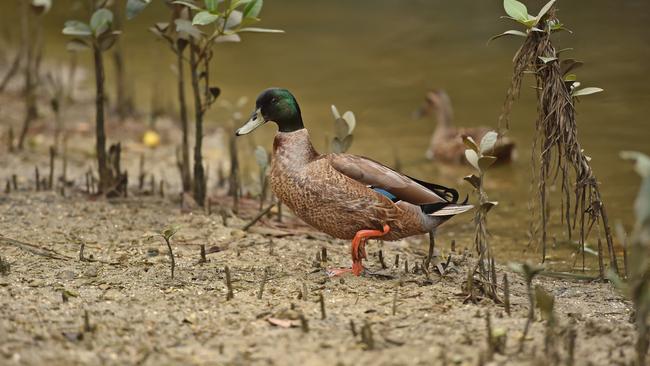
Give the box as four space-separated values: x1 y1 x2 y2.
3 0 649 270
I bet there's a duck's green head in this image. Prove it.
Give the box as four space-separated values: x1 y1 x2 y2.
235 88 304 136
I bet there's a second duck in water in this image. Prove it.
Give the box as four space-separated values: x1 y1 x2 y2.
236 88 473 276
416 89 516 164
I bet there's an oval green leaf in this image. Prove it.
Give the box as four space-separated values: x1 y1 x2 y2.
193 11 219 25
478 155 497 171
465 149 480 171
571 87 604 97
503 0 529 22
90 8 114 36
488 30 527 44
479 131 498 154
63 21 92 36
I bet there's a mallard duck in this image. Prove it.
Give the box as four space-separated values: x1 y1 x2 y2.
236 88 473 276
415 89 516 164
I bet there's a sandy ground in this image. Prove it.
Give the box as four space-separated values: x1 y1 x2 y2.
0 89 641 366
0 190 638 366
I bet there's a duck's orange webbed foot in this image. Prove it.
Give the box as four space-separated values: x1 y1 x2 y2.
351 224 391 276
327 224 390 277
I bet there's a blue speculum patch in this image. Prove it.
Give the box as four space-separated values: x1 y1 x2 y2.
372 187 398 202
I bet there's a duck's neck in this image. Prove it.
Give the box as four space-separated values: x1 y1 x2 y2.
272 129 319 168
434 102 453 131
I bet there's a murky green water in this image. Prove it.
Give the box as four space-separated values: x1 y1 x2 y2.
3 0 649 270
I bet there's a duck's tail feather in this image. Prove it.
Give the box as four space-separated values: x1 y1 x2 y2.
428 203 474 217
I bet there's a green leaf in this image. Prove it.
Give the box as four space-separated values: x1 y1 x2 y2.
90 8 114 37
330 105 341 119
98 32 120 51
230 0 252 10
223 10 243 29
63 21 92 37
193 11 219 25
462 135 479 153
478 155 497 171
564 74 577 82
237 27 284 33
620 151 650 225
342 111 356 134
488 30 527 43
503 0 529 22
560 59 583 75
463 174 481 190
334 118 349 140
538 56 557 64
571 87 604 97
175 19 202 39
127 0 152 20
66 38 91 51
243 0 263 19
535 0 556 22
214 34 241 42
162 225 180 240
620 151 650 178
465 149 480 171
480 201 498 214
479 131 498 154
171 0 202 10
204 0 219 12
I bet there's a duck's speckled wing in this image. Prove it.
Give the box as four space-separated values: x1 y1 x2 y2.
329 154 450 205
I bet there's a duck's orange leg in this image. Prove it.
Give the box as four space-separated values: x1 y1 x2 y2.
328 224 391 277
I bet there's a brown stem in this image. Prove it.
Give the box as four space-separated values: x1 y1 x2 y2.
93 43 109 193
189 40 205 206
177 45 191 192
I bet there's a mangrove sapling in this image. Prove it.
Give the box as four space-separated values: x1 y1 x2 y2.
493 0 617 272
62 6 127 195
158 225 179 279
612 151 650 366
45 71 66 152
509 262 544 350
17 0 50 150
254 146 269 210
0 43 22 93
330 104 356 153
129 1 193 192
463 131 500 301
111 0 135 121
179 0 283 206
535 285 559 363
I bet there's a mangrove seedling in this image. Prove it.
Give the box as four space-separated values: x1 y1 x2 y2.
128 0 193 192
612 151 650 366
185 0 283 206
17 0 51 150
509 261 544 350
330 104 356 153
463 131 499 300
111 0 136 121
159 225 180 279
63 5 126 195
493 0 616 272
254 145 269 209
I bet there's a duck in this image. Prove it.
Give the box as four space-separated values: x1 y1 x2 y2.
236 88 473 276
415 89 516 164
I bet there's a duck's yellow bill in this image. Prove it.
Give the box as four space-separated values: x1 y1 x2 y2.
235 108 265 136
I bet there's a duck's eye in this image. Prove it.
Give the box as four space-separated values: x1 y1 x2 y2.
271 98 278 104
